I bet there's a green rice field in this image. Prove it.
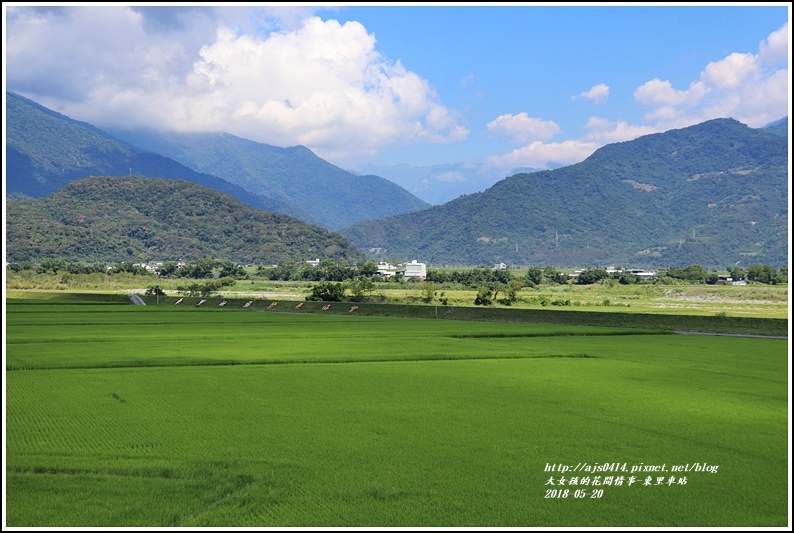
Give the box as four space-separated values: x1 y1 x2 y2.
4 297 790 527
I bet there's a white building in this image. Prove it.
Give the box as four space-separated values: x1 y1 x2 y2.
627 269 656 279
376 261 397 279
403 260 427 281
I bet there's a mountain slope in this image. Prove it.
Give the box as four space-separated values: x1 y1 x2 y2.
340 118 788 269
6 176 366 265
350 161 544 206
5 92 309 220
107 128 432 230
763 116 788 139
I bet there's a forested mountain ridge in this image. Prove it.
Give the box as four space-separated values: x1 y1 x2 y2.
6 176 366 265
105 129 432 230
762 116 788 139
340 118 788 269
5 91 312 221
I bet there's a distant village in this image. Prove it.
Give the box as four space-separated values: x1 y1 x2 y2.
5 258 755 286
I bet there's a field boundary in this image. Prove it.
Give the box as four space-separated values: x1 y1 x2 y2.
134 295 788 337
6 352 604 372
6 292 787 337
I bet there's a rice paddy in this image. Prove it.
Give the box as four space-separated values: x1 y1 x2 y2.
4 297 790 527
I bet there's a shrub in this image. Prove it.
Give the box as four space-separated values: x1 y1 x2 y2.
307 282 346 302
474 286 493 306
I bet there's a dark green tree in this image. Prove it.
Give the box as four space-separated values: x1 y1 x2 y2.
525 266 543 286
307 281 346 301
746 264 780 284
38 258 69 274
158 261 180 277
474 286 493 306
419 282 437 303
345 277 375 301
218 260 247 279
358 261 379 277
577 269 609 285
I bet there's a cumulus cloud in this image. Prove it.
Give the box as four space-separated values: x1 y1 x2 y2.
484 20 788 174
485 140 600 174
634 22 789 129
758 20 789 66
486 113 560 144
581 117 658 144
484 114 656 172
5 6 467 161
573 83 610 104
634 78 709 107
703 52 759 89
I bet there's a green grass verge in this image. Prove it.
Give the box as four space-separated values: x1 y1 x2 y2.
134 294 789 337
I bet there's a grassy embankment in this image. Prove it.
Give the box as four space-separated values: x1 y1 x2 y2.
6 267 790 318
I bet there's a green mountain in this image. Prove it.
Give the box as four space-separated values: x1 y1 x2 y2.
6 176 367 265
340 118 788 269
5 92 310 220
107 128 432 230
763 116 788 139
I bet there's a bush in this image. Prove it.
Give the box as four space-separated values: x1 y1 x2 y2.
146 285 166 296
577 269 608 285
746 264 782 284
345 277 375 302
307 282 346 302
474 286 493 306
176 278 235 297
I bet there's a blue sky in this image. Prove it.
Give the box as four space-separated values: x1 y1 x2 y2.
3 3 790 192
334 5 790 166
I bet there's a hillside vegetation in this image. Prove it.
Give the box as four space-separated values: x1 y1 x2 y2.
341 118 788 269
108 129 432 229
5 176 366 265
763 116 788 139
5 92 306 219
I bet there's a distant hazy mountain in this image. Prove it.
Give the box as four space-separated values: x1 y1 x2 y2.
340 118 788 269
351 162 546 205
5 92 311 220
6 176 366 265
763 116 788 139
107 128 431 230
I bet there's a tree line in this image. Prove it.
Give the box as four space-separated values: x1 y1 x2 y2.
7 259 787 287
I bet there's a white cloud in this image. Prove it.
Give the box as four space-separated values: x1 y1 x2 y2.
483 21 789 174
702 52 758 89
634 22 789 129
486 113 560 144
485 140 599 174
484 113 657 172
582 117 658 144
633 78 709 107
758 20 789 66
573 83 610 104
484 115 659 173
5 7 467 161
